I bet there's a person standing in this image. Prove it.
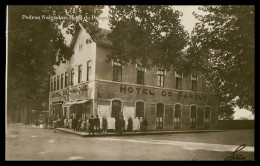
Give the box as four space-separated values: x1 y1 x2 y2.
77 118 82 132
127 117 133 132
50 116 53 128
143 118 148 132
60 116 65 128
119 117 125 134
45 116 48 128
94 115 100 133
102 117 108 133
53 117 57 133
64 118 67 128
69 118 73 129
75 117 78 132
88 116 95 135
117 118 122 134
72 117 77 132
57 118 61 128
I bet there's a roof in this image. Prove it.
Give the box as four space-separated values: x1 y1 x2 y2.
69 24 192 62
69 24 112 49
92 28 112 45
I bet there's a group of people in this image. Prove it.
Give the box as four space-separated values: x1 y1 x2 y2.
58 115 107 135
115 117 148 133
71 117 86 131
88 115 108 135
46 114 148 134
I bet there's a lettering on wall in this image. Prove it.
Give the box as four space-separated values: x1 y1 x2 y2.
62 90 68 96
51 89 68 98
69 85 88 93
119 85 208 100
120 85 155 95
178 91 207 100
51 92 61 98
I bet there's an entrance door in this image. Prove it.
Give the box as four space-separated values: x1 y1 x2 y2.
205 107 210 128
136 102 144 129
112 100 121 131
174 104 181 129
156 103 164 129
75 104 83 120
112 100 121 119
190 105 197 129
53 103 62 119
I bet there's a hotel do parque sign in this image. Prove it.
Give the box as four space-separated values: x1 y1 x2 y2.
119 84 207 100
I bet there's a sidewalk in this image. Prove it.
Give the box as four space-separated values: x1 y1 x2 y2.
56 128 226 137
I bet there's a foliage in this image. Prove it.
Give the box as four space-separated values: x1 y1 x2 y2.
7 6 103 110
187 6 254 116
107 5 189 70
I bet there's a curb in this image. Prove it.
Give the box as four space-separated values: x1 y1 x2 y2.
56 128 226 137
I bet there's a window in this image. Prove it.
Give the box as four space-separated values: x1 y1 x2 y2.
174 104 181 129
87 60 91 81
183 72 188 78
156 103 164 129
175 70 182 77
205 107 210 128
176 77 182 90
205 81 210 93
61 74 63 89
113 61 122 82
175 70 182 90
190 106 197 129
78 65 82 83
50 79 53 92
54 78 56 91
191 74 198 91
136 64 145 85
57 76 59 90
65 72 68 87
71 69 74 86
157 70 165 87
137 70 144 85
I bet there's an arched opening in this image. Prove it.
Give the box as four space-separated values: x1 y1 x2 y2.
174 104 181 129
190 105 197 129
205 106 211 128
136 101 144 128
112 100 121 120
156 103 164 129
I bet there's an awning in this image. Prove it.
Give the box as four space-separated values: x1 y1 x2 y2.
62 99 90 107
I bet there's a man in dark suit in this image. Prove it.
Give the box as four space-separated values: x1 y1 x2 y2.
72 117 77 132
88 116 95 135
94 115 100 133
143 118 148 132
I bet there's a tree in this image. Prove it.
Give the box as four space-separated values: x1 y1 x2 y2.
7 6 103 122
107 5 189 70
187 6 254 118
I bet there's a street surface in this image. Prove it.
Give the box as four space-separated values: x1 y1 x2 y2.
6 123 254 160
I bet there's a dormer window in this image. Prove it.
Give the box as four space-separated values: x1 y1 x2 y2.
175 70 183 78
191 74 198 92
112 60 122 82
175 70 182 90
157 69 166 87
136 64 146 85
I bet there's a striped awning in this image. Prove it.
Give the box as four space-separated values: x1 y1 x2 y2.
62 99 90 107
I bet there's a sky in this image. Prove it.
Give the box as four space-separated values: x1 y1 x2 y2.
98 6 203 34
65 6 254 120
